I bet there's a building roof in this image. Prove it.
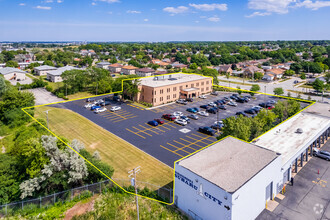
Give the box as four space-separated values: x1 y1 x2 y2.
97 62 110 65
137 67 155 73
178 137 279 193
122 65 138 70
109 63 123 68
218 65 232 72
34 65 57 71
0 67 26 75
267 69 284 75
254 110 330 166
47 66 77 76
140 73 210 88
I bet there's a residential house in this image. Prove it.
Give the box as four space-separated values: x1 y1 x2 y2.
266 69 285 80
121 65 138 75
151 59 170 67
217 65 233 74
14 54 35 63
136 68 156 77
262 73 274 81
243 66 264 78
232 70 244 76
171 62 188 69
109 63 123 73
47 66 77 83
0 67 26 81
34 65 58 76
96 61 111 69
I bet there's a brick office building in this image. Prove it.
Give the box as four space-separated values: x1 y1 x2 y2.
136 73 212 107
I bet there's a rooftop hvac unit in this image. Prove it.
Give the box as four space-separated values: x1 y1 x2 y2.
296 128 303 134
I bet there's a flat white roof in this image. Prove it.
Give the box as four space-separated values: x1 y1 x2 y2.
178 137 279 193
254 111 330 166
140 73 210 88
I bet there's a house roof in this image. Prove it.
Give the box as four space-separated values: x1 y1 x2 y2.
244 66 263 73
109 63 123 68
97 62 110 65
0 67 26 75
218 65 232 72
178 137 279 193
34 65 57 71
122 65 138 70
267 69 284 75
47 66 78 76
137 68 155 73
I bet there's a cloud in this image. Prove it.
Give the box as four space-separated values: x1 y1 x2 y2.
127 10 141 14
163 6 189 14
43 0 53 3
93 0 120 3
57 0 63 3
294 0 330 10
245 11 271 17
35 6 52 10
19 3 26 6
91 2 96 5
189 3 228 11
144 19 149 22
247 0 295 14
207 16 220 22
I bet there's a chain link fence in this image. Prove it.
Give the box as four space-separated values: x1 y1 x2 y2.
0 178 173 217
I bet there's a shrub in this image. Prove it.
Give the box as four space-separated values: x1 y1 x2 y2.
45 85 53 92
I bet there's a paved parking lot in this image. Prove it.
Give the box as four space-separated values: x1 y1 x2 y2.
257 140 330 220
54 92 309 167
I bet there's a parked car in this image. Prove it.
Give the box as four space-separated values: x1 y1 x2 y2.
148 120 159 126
227 101 237 107
110 106 121 111
230 95 239 101
211 124 223 130
187 108 198 113
84 103 95 108
175 119 188 126
244 109 256 114
113 96 121 102
313 148 330 161
242 97 249 102
86 98 95 102
186 98 194 102
99 101 111 106
198 127 215 136
251 106 261 113
259 103 273 108
268 106 275 110
236 98 245 103
218 105 226 110
199 95 207 99
236 111 247 117
208 102 217 107
211 91 218 96
192 107 199 112
267 100 277 105
173 111 183 117
94 107 107 113
154 119 164 125
176 99 188 105
198 111 209 117
162 114 176 121
111 74 116 77
180 116 191 123
200 105 209 109
91 105 101 111
207 107 217 114
188 114 199 120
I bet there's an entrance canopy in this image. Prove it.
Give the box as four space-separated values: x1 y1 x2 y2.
180 87 200 98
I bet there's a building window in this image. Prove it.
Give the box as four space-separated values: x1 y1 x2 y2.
179 86 182 90
196 83 199 87
155 90 156 95
167 88 170 93
173 87 177 91
206 81 209 85
201 82 204 86
191 84 194 87
206 87 209 91
154 98 156 102
173 94 176 98
167 95 170 100
201 88 204 92
186 85 188 88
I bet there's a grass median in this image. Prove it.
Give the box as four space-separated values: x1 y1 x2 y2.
34 106 173 187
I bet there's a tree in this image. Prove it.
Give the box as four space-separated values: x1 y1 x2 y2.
189 63 198 70
220 115 252 141
237 86 242 95
250 84 260 92
312 78 325 92
300 72 306 79
290 63 302 74
43 60 54 66
273 87 284 95
0 77 7 96
254 72 263 80
284 70 295 76
123 79 141 101
287 92 291 97
6 60 19 68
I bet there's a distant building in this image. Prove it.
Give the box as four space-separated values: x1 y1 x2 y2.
262 73 274 81
243 66 264 78
217 65 233 74
34 65 57 76
14 54 35 63
121 65 138 75
0 67 26 81
47 66 77 83
109 63 123 73
96 61 111 69
171 62 188 69
266 69 285 80
136 68 155 77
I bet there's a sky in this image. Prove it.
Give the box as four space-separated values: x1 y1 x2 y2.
0 0 330 41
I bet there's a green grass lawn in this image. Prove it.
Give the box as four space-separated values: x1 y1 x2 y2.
34 106 173 187
67 92 95 100
218 79 254 86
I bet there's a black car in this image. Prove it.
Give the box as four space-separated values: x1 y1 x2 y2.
251 107 261 113
236 98 245 103
186 98 194 102
230 95 239 100
223 97 230 100
236 111 247 117
242 97 249 102
207 107 218 114
200 105 209 109
218 105 226 110
211 91 218 96
244 109 256 114
99 101 111 106
216 100 225 105
198 127 216 136
211 124 223 130
259 103 273 108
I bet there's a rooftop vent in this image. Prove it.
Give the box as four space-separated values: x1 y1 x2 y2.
168 78 177 81
296 128 303 134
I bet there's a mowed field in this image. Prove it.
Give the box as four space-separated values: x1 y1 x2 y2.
34 106 173 187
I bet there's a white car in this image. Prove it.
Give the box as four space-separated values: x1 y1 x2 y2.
227 101 237 107
198 111 209 117
199 95 207 99
111 106 121 112
214 121 224 125
174 119 188 126
208 102 217 107
173 111 183 117
94 107 107 113
252 106 263 110
84 103 95 108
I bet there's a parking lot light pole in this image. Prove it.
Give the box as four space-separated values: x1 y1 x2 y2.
128 166 141 220
44 110 50 129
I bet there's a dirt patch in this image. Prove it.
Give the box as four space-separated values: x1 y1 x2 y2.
63 195 97 220
89 141 101 149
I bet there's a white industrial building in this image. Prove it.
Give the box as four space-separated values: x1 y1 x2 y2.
174 103 330 220
0 67 26 81
34 65 57 76
47 66 77 82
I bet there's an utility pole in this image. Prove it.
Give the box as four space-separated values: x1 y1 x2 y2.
128 166 141 220
44 110 50 129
